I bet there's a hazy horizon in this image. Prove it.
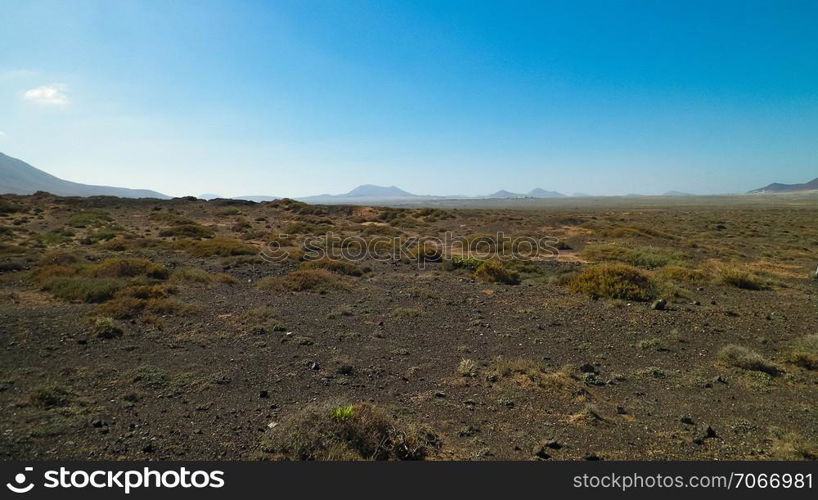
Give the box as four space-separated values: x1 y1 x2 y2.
2 1 817 198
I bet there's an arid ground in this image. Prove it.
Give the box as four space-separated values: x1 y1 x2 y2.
1 192 817 460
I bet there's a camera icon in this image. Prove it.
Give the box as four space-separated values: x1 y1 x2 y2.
6 467 34 494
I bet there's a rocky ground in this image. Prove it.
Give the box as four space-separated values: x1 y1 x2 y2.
1 193 817 460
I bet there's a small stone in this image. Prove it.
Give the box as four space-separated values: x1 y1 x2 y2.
680 416 695 425
434 391 447 398
651 299 667 310
259 390 269 399
579 363 597 374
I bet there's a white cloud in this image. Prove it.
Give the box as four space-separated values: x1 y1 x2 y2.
23 84 70 106
0 131 6 137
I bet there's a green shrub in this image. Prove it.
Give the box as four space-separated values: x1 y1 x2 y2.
41 277 126 303
447 255 483 271
568 263 654 301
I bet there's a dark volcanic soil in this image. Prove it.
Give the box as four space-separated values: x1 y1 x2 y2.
1 194 817 460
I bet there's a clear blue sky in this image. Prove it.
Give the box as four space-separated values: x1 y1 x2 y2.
1 0 817 197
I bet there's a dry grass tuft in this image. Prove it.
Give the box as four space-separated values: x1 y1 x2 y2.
258 403 438 460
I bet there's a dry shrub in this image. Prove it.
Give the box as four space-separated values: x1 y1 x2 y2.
259 403 437 460
715 265 767 290
770 432 818 460
717 345 780 375
95 285 185 319
473 259 520 285
300 257 363 276
171 267 239 285
786 334 818 370
89 257 169 279
568 263 654 301
654 265 706 283
488 358 589 401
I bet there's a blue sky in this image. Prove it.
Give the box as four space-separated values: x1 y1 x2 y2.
1 0 817 197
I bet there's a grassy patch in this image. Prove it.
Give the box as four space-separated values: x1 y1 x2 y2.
174 238 256 257
41 277 126 303
579 243 685 269
258 403 437 460
568 263 654 301
30 384 74 408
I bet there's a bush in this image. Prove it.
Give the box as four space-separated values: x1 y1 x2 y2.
171 266 237 284
90 257 169 279
258 403 437 460
654 265 706 283
174 238 256 257
717 345 780 375
716 266 767 290
30 384 73 408
446 255 483 271
95 285 184 319
158 223 214 238
473 259 520 285
300 258 363 276
41 277 126 303
90 316 123 339
568 263 654 301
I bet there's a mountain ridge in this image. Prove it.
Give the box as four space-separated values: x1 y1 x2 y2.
0 152 168 199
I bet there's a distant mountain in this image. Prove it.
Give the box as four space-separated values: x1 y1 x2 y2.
199 193 222 200
0 152 168 198
299 185 420 202
749 178 818 194
663 190 694 197
485 189 524 199
528 188 566 198
343 185 415 198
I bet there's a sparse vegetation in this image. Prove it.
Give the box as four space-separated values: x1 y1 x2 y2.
258 269 346 293
259 403 437 460
300 257 363 276
786 335 818 370
568 263 654 301
717 345 780 375
174 238 256 257
473 259 520 284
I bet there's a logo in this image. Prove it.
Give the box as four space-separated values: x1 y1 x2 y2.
6 467 34 494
